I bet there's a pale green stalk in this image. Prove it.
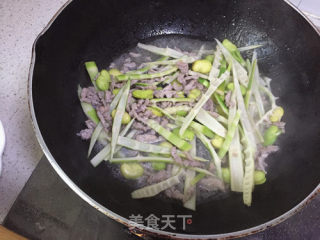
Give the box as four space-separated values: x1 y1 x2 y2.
111 80 131 158
218 110 241 158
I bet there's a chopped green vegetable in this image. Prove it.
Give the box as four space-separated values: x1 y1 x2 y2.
172 127 194 141
88 122 103 157
164 105 191 115
205 55 214 63
121 163 144 179
151 98 193 103
152 162 167 171
198 77 209 88
80 102 99 125
218 110 241 158
190 173 206 186
175 116 215 139
132 89 154 99
222 39 246 66
213 93 229 115
222 168 231 183
180 72 229 137
112 88 120 95
195 108 227 138
263 125 281 146
85 61 98 87
269 107 284 122
147 119 192 151
254 171 266 185
117 67 178 81
241 127 255 206
192 59 212 74
196 132 222 179
211 135 224 149
147 107 163 117
109 68 122 76
90 120 135 167
244 59 257 108
227 82 246 95
96 70 111 91
111 110 131 124
188 89 201 99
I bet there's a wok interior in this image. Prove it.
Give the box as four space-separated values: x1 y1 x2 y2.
32 0 320 235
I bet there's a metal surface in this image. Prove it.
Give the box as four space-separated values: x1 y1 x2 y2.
28 0 320 239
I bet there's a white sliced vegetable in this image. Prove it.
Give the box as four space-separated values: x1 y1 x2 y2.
228 93 243 192
183 169 196 211
179 71 229 137
88 122 103 157
196 132 222 179
90 119 135 167
163 71 179 84
184 138 196 211
195 108 227 137
251 52 265 118
137 43 186 59
131 173 182 199
229 128 243 192
216 39 249 87
232 63 256 148
111 80 131 158
209 46 222 79
238 44 263 52
241 128 255 206
188 70 210 79
164 105 191 115
109 85 125 113
117 136 171 154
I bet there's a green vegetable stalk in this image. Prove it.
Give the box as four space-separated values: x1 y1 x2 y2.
222 39 246 66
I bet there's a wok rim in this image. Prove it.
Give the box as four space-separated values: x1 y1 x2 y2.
28 0 320 239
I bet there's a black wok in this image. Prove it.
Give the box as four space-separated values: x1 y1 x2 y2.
29 0 320 238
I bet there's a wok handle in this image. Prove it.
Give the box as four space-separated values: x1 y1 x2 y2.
0 225 28 240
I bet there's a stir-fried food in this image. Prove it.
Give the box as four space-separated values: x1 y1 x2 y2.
77 39 285 210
